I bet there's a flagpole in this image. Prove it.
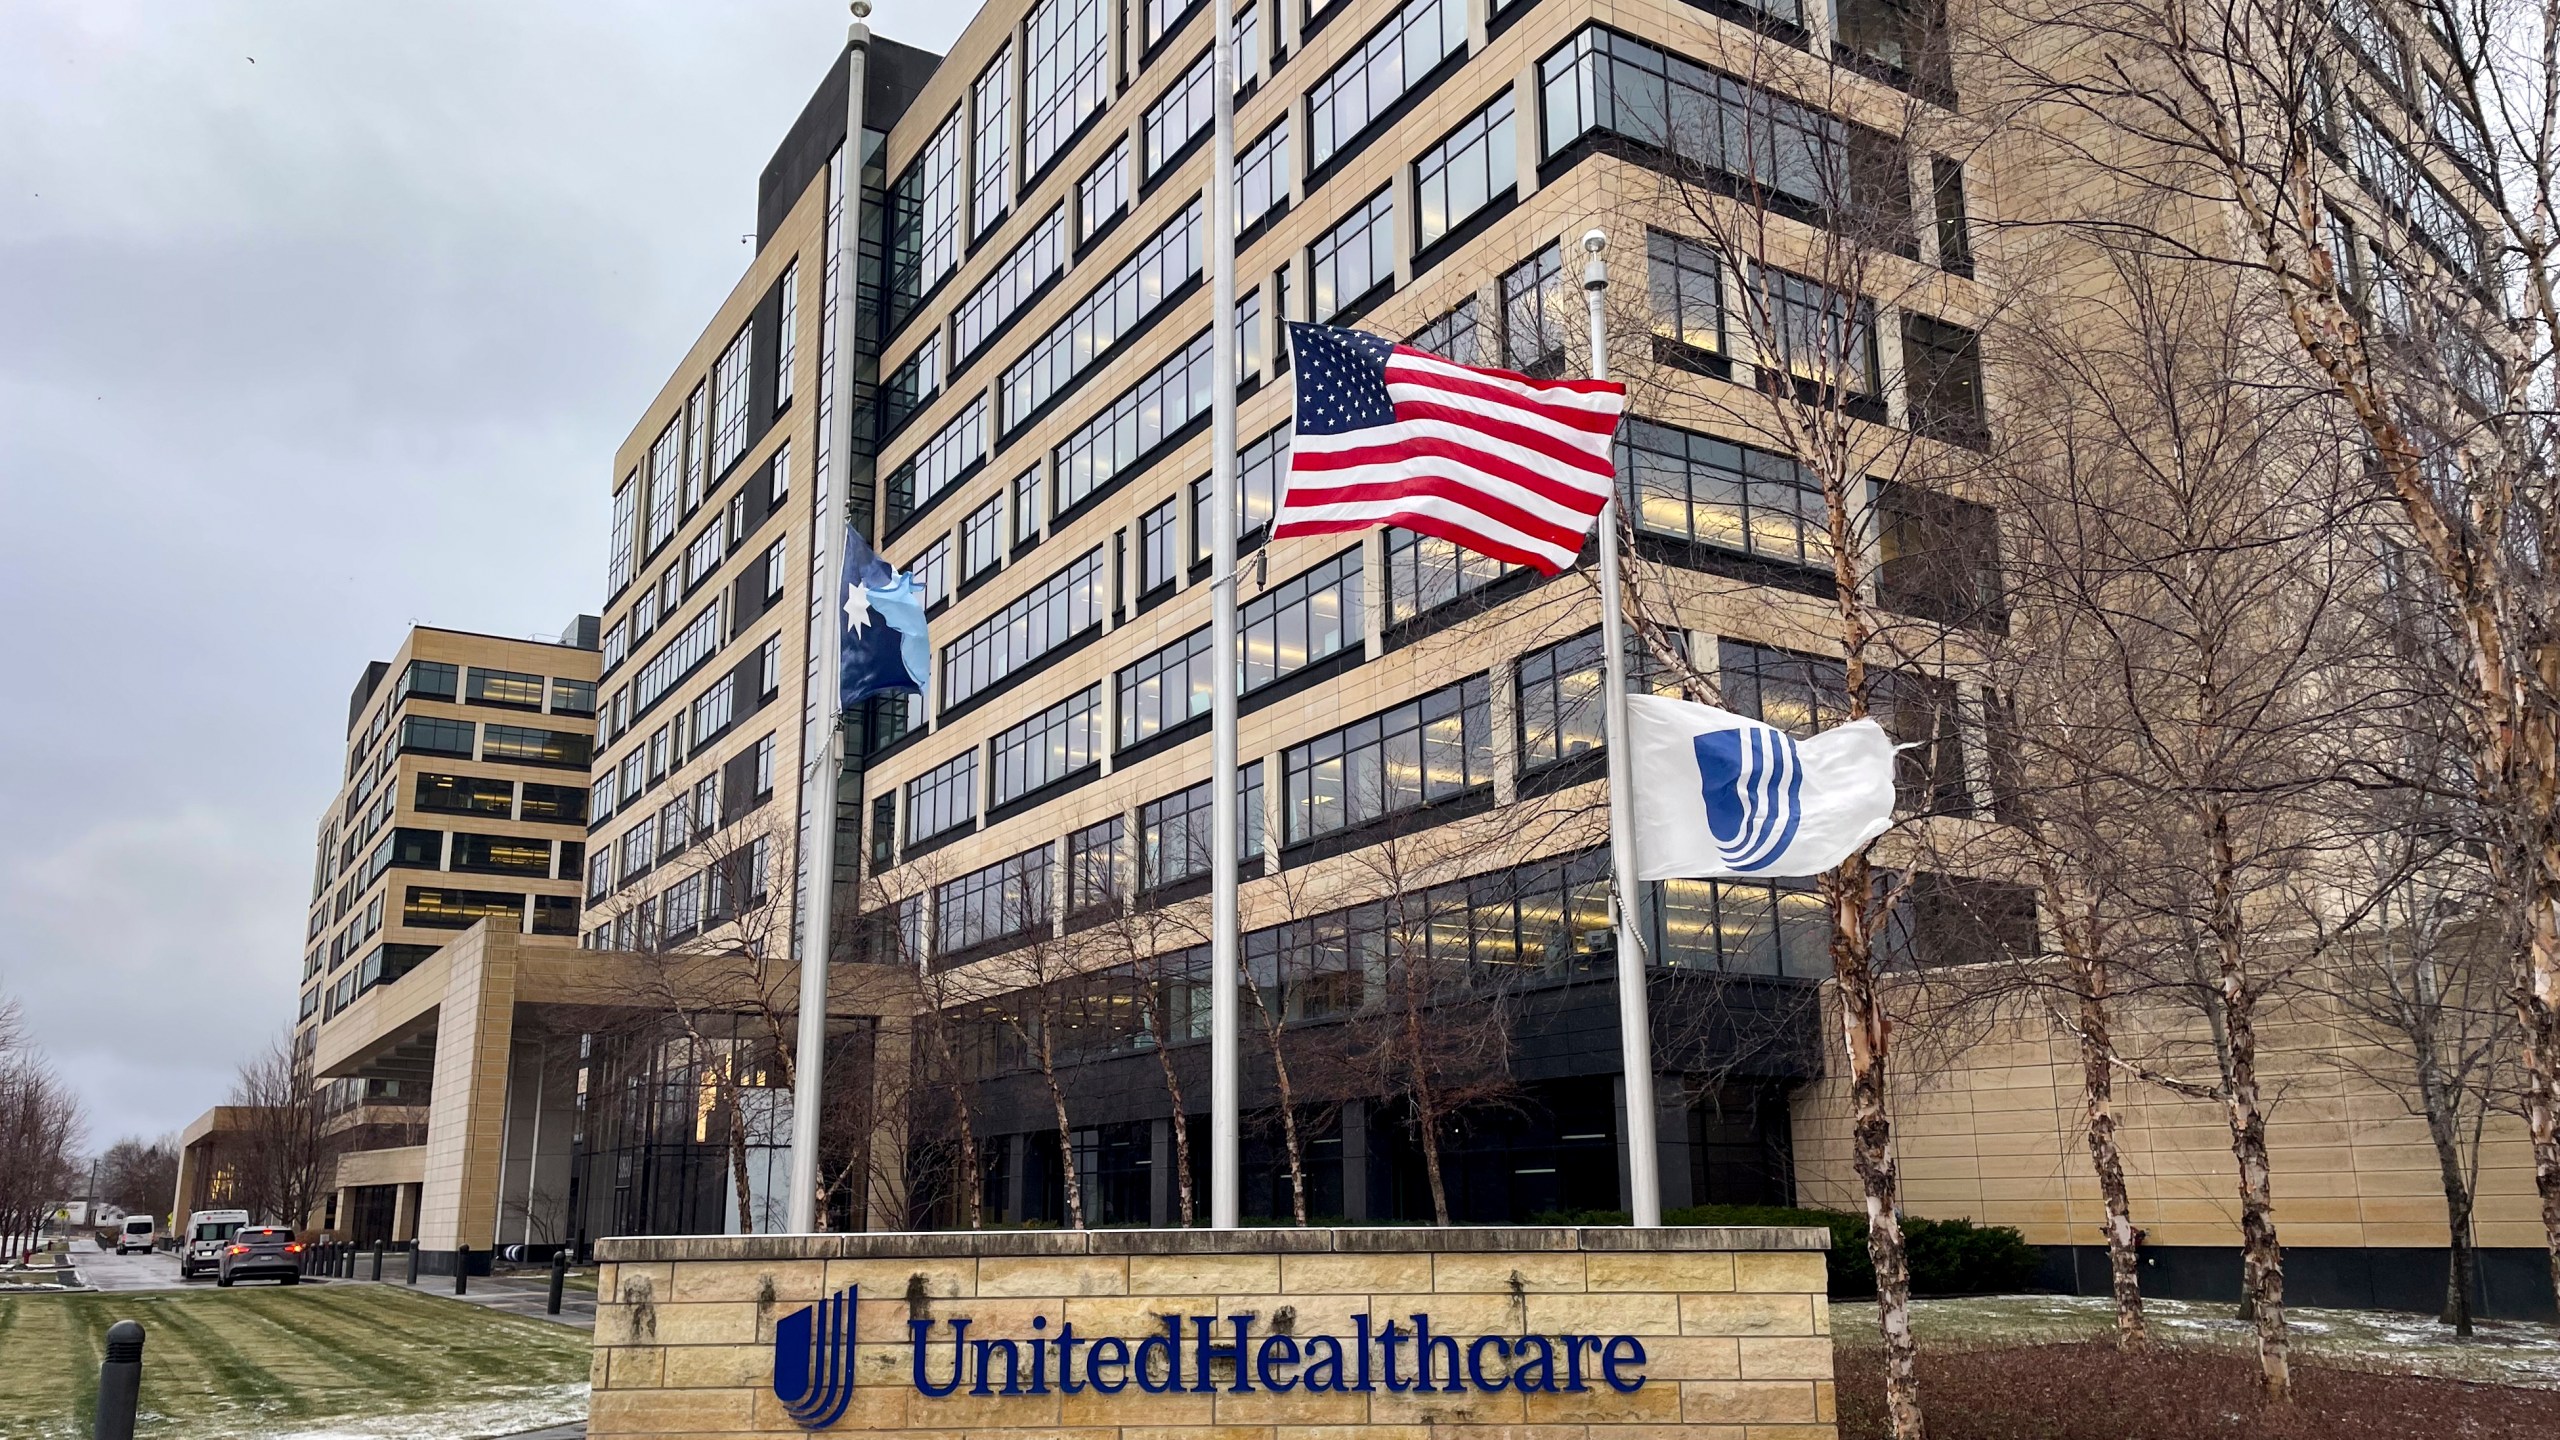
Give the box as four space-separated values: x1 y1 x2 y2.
1206 0 1243 1232
1585 229 1662 1228
786 4 871 1236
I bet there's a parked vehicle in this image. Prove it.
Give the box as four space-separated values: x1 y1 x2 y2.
216 1226 302 1287
114 1217 157 1255
179 1209 251 1280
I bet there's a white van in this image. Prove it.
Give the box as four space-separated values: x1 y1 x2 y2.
115 1216 157 1255
179 1209 251 1279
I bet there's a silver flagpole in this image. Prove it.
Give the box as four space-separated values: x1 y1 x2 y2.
1206 0 1242 1231
1585 229 1662 1227
787 5 872 1235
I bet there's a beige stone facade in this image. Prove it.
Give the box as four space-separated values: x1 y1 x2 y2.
588 1226 1836 1438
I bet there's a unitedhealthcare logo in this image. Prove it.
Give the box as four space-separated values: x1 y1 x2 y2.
1693 722 1805 872
773 1286 860 1429
773 1281 1651 1432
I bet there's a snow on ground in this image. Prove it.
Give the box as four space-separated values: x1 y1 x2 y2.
168 1383 589 1440
1833 1293 2560 1388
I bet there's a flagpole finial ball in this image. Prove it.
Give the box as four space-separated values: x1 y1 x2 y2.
851 1 871 17
1582 229 1608 255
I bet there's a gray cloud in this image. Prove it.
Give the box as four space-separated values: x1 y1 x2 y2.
0 0 970 1147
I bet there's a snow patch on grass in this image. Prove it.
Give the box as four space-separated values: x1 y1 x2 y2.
1835 1293 2560 1389
227 1383 588 1440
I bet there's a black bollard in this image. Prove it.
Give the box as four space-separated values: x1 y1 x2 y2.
371 1242 384 1282
403 1243 416 1285
453 1246 469 1295
546 1249 567 1315
94 1319 143 1440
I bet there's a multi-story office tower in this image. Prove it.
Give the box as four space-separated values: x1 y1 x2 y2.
595 0 2015 1230
296 620 600 1241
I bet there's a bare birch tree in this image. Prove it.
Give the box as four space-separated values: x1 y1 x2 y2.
1983 0 2560 1320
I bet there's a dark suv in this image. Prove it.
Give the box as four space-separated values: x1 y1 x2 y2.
215 1227 303 1287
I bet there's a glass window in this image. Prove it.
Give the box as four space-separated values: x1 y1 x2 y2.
973 47 1013 236
1067 817 1123 919
935 845 1052 959
940 548 1108 707
775 263 798 408
690 674 736 742
482 724 590 768
1748 263 1878 395
1078 139 1129 241
1235 287 1266 381
550 678 596 716
955 213 1065 365
520 782 587 824
870 793 899 868
1054 328 1216 512
1001 201 1202 432
991 686 1103 806
963 497 1003 579
1146 0 1201 46
416 773 512 816
1307 0 1468 170
1646 230 1724 358
1501 244 1565 373
1141 780 1216 890
1139 496 1180 593
1237 118 1290 234
913 533 953 608
1407 297 1489 366
1876 481 2003 626
907 750 980 843
712 319 754 473
1413 92 1516 251
1239 547 1362 694
883 333 943 435
1515 628 1681 773
647 417 681 552
1383 525 1515 625
1902 313 1987 445
403 887 526 930
451 832 554 877
633 598 725 711
1616 418 1830 570
1014 467 1045 546
399 716 475 758
608 477 637 593
466 667 545 709
763 537 787 598
1654 874 1829 977
685 383 708 510
686 523 725 588
886 108 966 323
1930 159 1971 274
1309 186 1394 320
1282 676 1493 844
1024 0 1110 177
884 393 989 525
754 732 776 795
1144 49 1215 177
1116 626 1212 748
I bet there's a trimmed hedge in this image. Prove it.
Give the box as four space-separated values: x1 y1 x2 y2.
1530 1204 2043 1298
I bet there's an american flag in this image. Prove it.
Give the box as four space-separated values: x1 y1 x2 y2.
1269 321 1627 574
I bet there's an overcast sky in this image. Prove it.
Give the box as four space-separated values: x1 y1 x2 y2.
0 0 972 1152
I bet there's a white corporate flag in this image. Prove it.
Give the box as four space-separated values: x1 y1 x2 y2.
1626 693 1897 880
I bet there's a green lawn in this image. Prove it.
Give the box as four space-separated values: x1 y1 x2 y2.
0 1284 589 1440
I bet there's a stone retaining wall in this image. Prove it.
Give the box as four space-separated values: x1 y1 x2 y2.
590 1226 1834 1439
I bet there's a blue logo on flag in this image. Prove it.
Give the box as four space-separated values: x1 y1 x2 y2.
773 1285 859 1430
840 525 929 709
1693 725 1805 872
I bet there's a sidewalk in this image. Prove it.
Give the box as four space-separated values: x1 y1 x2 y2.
315 1250 598 1331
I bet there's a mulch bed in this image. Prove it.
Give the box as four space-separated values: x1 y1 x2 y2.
1835 1341 2560 1439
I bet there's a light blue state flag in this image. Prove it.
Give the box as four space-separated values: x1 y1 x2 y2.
839 524 929 708
1625 693 1896 879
